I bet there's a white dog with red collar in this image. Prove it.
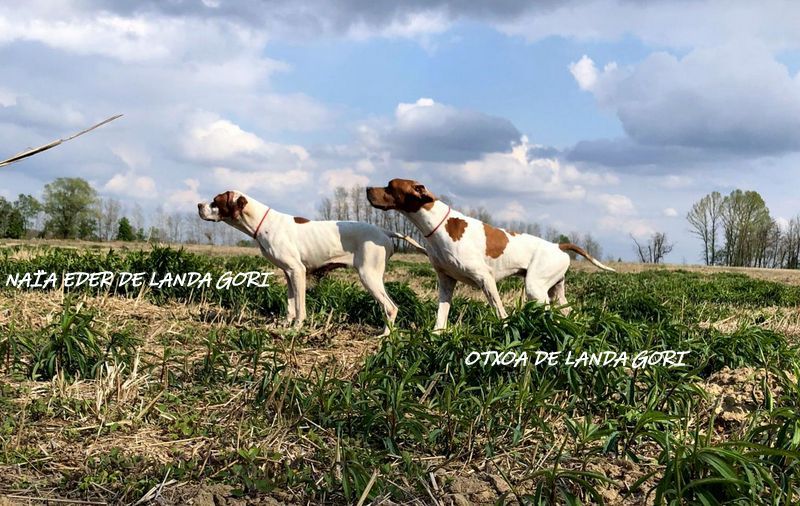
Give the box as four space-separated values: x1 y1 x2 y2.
367 179 615 330
198 190 424 335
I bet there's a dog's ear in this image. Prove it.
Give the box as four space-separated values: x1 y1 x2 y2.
414 184 435 203
233 195 248 219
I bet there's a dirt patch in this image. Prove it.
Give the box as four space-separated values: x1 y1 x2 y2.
587 457 659 505
702 367 786 425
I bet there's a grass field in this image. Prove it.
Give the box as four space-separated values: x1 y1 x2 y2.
1 240 799 505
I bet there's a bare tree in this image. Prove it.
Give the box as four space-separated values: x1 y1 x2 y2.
333 186 350 220
317 196 334 220
582 233 603 260
96 198 121 241
632 232 674 264
687 191 723 265
782 216 800 269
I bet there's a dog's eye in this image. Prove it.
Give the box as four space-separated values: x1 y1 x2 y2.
210 203 218 209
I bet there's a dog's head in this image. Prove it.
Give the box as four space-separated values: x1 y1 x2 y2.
198 190 248 223
366 178 436 212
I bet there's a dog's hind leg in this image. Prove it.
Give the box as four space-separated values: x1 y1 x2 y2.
359 270 398 337
547 278 570 315
356 246 398 337
524 274 550 306
476 271 508 320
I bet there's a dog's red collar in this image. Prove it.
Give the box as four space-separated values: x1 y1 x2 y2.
253 207 271 239
424 206 451 238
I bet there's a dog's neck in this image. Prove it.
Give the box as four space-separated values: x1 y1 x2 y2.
231 197 273 238
402 200 452 238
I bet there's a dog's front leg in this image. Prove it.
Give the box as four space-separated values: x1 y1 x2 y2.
434 271 457 333
286 264 307 329
283 271 296 325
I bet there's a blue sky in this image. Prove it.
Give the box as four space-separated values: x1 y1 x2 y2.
2 1 800 262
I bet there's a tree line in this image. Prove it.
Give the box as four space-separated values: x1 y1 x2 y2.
687 189 800 268
1 178 604 258
0 177 240 245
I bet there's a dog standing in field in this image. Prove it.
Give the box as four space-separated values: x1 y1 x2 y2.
366 179 615 330
198 190 425 335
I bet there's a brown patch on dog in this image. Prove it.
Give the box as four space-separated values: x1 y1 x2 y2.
366 179 436 213
212 191 247 220
444 217 468 241
508 230 519 236
293 216 310 224
484 223 509 258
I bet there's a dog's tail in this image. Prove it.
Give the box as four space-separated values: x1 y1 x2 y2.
559 243 616 272
382 229 427 255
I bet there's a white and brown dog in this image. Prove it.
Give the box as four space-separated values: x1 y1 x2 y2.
366 179 615 330
198 190 425 335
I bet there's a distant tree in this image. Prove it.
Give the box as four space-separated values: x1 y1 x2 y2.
14 194 42 233
116 217 135 241
97 198 122 241
317 196 334 220
687 191 723 265
582 233 603 260
42 178 98 239
0 197 25 239
557 234 575 259
464 206 493 223
719 189 771 267
782 216 800 269
632 232 674 264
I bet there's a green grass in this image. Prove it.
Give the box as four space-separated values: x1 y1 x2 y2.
1 245 800 503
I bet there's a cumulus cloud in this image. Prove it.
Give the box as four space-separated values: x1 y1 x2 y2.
167 178 203 207
320 169 370 192
597 216 655 239
371 97 521 162
569 46 800 156
181 112 312 171
500 1 800 51
103 171 157 199
0 94 86 132
447 137 616 202
77 0 538 40
211 167 311 194
496 201 527 221
592 193 636 216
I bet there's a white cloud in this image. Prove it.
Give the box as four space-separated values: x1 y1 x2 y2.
592 193 636 216
211 167 311 193
663 207 678 217
569 55 598 91
660 175 694 189
320 169 370 192
497 201 527 221
571 44 800 154
181 112 311 171
167 178 203 207
499 1 800 51
110 144 151 170
457 140 588 201
103 170 157 199
598 216 655 239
